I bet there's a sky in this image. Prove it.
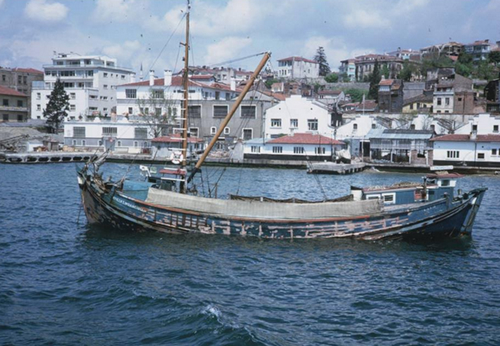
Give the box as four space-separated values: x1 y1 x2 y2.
1 0 499 76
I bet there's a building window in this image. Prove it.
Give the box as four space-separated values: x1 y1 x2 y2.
224 127 230 135
271 119 282 128
82 140 86 146
242 128 253 140
189 128 199 137
445 97 450 106
36 104 41 111
72 140 76 146
213 105 228 118
290 119 298 128
135 128 148 139
251 146 260 153
447 150 459 158
472 124 478 132
353 123 358 130
272 146 283 153
210 126 217 135
492 149 497 156
241 106 256 118
74 127 86 138
128 107 133 114
494 125 499 133
70 93 76 100
437 98 442 106
315 147 326 154
293 147 305 154
117 140 122 147
102 127 118 137
478 153 485 159
188 105 201 118
2 99 8 106
152 90 163 99
36 93 41 100
70 104 76 111
134 141 138 147
103 73 108 77
98 140 103 146
125 89 136 98
308 119 318 131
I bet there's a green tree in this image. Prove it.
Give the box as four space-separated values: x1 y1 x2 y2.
343 88 368 102
324 72 339 83
489 51 500 65
381 64 390 79
368 60 381 100
399 61 414 81
265 77 279 89
43 78 70 133
314 46 331 77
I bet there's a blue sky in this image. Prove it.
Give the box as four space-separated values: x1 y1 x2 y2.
1 0 499 75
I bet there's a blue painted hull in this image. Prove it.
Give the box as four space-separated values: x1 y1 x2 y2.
78 172 486 240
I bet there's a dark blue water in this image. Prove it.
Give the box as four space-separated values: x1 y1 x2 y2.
1 163 500 345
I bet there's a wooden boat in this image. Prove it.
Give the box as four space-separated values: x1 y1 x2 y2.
76 1 486 240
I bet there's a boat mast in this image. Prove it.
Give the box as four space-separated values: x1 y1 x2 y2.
180 0 191 193
187 52 271 183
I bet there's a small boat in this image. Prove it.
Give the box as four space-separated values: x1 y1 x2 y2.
76 1 486 241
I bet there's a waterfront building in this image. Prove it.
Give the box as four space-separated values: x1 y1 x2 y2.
243 133 344 161
31 52 136 120
0 67 43 118
431 133 500 167
264 95 335 139
277 57 319 80
0 86 29 122
150 134 205 160
433 74 474 115
63 116 154 153
378 79 404 113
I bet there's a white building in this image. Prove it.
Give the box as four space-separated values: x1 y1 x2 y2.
31 52 135 120
243 133 344 161
115 70 240 118
454 113 500 135
277 57 319 79
265 95 334 139
431 134 500 168
63 116 154 153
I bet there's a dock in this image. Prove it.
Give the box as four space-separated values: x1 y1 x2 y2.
307 162 366 175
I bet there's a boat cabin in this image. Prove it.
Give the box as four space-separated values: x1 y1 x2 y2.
140 165 186 192
351 173 462 206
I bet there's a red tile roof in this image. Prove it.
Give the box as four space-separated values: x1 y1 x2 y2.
0 85 27 97
277 56 318 64
151 133 204 143
379 79 394 86
12 68 43 74
431 134 500 142
268 133 343 145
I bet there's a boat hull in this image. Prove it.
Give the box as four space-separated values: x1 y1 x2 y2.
78 172 486 240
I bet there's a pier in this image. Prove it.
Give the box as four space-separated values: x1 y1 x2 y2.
307 162 366 175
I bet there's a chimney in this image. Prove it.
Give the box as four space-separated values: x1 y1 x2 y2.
164 70 172 86
149 70 155 86
230 77 236 91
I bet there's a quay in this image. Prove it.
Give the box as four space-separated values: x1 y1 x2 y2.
307 162 366 175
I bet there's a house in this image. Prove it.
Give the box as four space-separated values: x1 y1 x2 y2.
335 115 382 158
387 48 421 61
339 59 356 81
484 77 500 113
378 79 404 113
431 133 500 167
464 40 492 62
354 54 405 81
63 116 155 153
264 95 334 139
402 94 433 113
150 133 205 159
403 82 427 101
0 67 43 118
31 52 135 120
243 133 344 161
420 42 463 60
368 129 434 164
277 57 319 80
316 90 345 104
433 73 474 115
355 100 378 113
0 86 29 122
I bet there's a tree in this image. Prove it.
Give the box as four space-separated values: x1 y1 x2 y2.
43 78 70 133
324 72 339 83
265 77 279 89
399 61 416 81
381 64 390 79
368 60 381 100
343 88 368 102
314 46 331 77
489 51 500 65
137 88 178 138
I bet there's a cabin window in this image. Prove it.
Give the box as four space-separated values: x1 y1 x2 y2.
367 195 380 200
293 147 305 154
272 146 283 154
213 105 228 118
477 153 485 159
271 119 282 128
251 146 260 153
441 180 450 187
308 119 318 131
382 193 395 204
